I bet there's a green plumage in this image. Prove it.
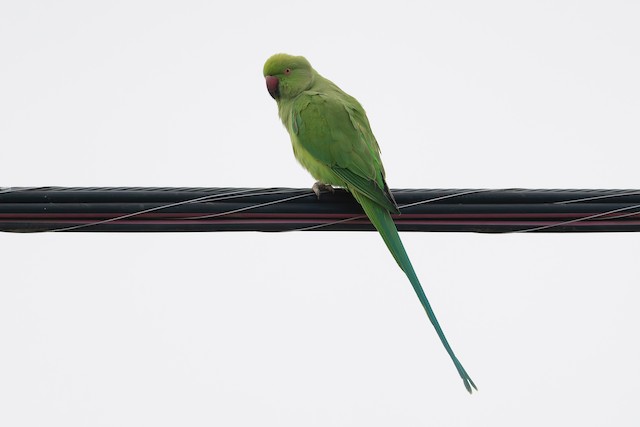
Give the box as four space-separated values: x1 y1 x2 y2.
264 53 476 393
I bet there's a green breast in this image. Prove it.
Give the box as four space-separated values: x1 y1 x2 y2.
290 133 345 187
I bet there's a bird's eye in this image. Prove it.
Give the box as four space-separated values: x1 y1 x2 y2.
284 68 292 75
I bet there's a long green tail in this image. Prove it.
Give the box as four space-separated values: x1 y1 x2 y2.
353 192 477 393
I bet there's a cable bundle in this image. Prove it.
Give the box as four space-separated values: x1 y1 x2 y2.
1 187 639 233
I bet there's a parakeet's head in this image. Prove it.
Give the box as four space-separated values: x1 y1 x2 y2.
263 53 314 100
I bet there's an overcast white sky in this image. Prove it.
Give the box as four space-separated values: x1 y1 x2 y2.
1 1 639 426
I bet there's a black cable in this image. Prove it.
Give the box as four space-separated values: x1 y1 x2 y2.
1 186 639 233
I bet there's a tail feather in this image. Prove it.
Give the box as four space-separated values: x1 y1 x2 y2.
353 192 477 393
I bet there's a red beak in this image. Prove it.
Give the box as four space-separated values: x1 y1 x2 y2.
265 75 279 99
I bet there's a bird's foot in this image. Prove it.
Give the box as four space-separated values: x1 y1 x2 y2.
312 182 335 199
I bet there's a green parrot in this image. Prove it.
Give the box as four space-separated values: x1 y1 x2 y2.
263 53 476 393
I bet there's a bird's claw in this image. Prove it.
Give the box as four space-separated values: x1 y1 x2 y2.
312 182 334 199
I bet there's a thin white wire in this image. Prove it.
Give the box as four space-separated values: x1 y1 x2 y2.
510 203 640 233
554 189 640 204
181 192 312 220
44 188 306 232
397 188 503 209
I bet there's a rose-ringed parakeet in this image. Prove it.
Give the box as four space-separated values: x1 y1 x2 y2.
263 53 476 393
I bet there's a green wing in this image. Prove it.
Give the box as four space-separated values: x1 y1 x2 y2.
293 92 399 214
288 85 477 393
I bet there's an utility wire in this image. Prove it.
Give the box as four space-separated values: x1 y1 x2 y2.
1 186 640 233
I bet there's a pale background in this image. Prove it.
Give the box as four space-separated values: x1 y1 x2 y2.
1 1 639 426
